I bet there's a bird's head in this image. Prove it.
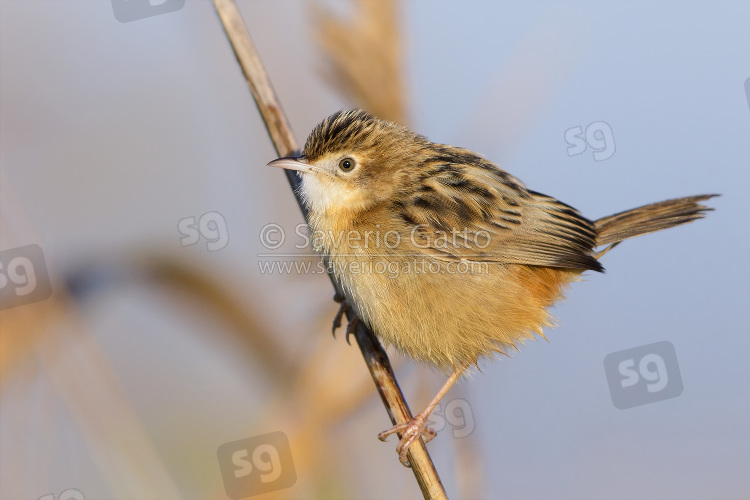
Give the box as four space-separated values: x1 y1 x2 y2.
268 109 428 216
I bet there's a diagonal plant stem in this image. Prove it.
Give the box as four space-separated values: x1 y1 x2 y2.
211 1 447 498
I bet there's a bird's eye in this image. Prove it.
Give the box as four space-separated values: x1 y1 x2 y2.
338 157 356 172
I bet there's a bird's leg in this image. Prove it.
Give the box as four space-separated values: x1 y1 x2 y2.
331 292 349 337
378 366 467 466
345 315 359 346
332 292 359 345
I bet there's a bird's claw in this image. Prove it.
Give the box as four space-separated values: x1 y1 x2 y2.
378 411 437 467
345 316 359 345
331 293 349 337
332 293 358 345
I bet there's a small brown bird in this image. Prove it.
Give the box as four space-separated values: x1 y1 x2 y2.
268 109 716 465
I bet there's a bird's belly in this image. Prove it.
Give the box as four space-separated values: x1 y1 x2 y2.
333 254 579 369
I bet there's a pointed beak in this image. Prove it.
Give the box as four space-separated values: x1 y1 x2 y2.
267 156 322 175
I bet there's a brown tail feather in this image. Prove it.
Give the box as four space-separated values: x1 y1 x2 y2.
594 194 718 248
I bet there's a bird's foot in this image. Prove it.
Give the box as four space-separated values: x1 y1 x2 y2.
331 293 349 336
332 293 358 345
378 411 437 467
344 316 359 345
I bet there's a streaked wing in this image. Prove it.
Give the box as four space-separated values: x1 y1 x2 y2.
393 146 603 272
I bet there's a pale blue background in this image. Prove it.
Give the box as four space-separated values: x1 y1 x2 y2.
1 1 747 499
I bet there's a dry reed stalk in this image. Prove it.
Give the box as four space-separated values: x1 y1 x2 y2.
0 194 179 496
211 0 447 498
312 0 407 125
